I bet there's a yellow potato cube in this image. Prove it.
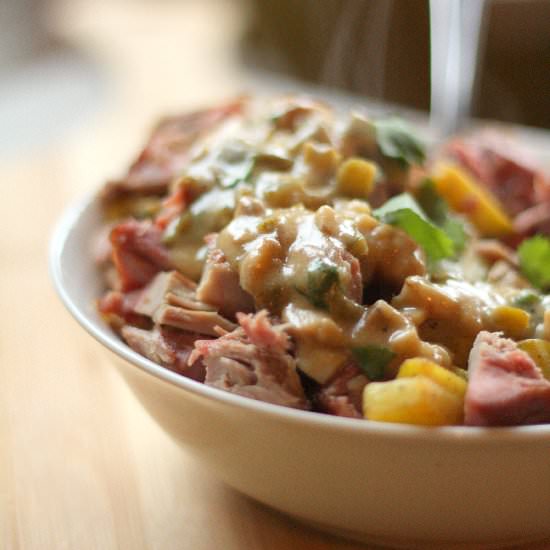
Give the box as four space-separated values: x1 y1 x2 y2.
363 377 464 426
518 339 550 381
337 158 377 198
397 357 467 398
432 164 513 237
490 306 531 340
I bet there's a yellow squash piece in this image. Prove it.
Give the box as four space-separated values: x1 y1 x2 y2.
336 158 377 198
363 377 464 426
432 164 513 237
518 339 550 380
397 357 467 398
489 306 531 340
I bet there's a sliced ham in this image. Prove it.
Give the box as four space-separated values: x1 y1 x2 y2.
464 331 550 426
129 270 236 336
514 203 550 237
121 325 206 381
190 311 308 409
101 100 244 205
97 289 151 330
153 304 236 336
133 270 211 317
110 220 174 292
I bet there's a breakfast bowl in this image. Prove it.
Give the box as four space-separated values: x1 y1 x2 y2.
51 191 550 549
50 97 550 548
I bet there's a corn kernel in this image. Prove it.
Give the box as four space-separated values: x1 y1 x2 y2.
397 357 467 398
363 377 464 425
432 164 513 237
518 339 550 381
490 306 531 340
303 142 342 173
337 158 377 198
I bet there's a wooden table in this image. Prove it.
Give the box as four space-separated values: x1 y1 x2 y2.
1 1 548 549
0 1 365 548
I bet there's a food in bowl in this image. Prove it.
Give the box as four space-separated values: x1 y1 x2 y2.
94 95 550 427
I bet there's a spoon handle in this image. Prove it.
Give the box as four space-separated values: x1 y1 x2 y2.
430 0 488 138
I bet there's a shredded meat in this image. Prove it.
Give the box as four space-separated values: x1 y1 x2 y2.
190 311 308 409
316 364 367 418
196 242 254 319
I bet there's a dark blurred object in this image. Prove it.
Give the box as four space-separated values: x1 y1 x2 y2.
241 0 550 129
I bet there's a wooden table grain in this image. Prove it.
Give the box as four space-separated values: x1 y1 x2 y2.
0 2 369 549
1 2 549 549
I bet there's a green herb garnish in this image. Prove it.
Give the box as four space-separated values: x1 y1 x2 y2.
374 193 455 263
417 179 467 254
302 258 339 309
372 118 426 168
518 236 550 291
511 289 541 309
224 156 257 188
352 345 396 381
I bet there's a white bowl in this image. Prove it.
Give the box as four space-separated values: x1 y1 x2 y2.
50 192 550 549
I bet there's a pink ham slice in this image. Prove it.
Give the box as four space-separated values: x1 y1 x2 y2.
110 220 174 292
121 325 206 381
464 331 550 426
134 270 237 336
101 100 244 204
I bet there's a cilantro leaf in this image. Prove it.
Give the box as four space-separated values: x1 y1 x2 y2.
300 258 339 309
417 179 467 254
511 289 541 310
374 193 455 263
372 118 426 168
224 156 257 189
352 345 396 381
518 236 550 291
416 179 447 224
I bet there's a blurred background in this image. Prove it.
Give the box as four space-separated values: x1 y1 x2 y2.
1 0 549 165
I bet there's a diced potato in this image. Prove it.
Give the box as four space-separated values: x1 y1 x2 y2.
432 164 513 237
295 340 348 383
518 339 550 380
337 158 377 198
363 377 464 426
397 357 467 398
490 306 531 340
